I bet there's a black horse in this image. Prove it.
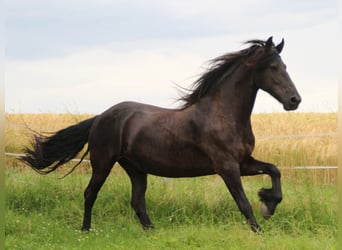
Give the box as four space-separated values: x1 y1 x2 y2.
21 37 301 232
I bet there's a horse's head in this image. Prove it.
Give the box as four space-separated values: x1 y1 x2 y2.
252 37 301 111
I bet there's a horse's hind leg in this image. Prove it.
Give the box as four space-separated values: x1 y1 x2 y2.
121 164 154 229
82 154 115 231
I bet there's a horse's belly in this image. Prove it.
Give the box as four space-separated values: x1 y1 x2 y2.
124 143 215 178
148 162 216 178
140 163 215 178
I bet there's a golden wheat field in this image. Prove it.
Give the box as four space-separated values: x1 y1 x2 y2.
5 112 338 184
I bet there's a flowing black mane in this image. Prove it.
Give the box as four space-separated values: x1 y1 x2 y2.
179 39 279 108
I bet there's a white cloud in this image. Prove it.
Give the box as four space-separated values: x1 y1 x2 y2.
149 0 258 18
6 27 338 114
5 0 338 113
6 43 206 113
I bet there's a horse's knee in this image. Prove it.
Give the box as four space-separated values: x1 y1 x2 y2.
267 164 281 178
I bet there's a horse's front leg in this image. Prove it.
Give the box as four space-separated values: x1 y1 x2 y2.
217 161 261 232
240 157 282 219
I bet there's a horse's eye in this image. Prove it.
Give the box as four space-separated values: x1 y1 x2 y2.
270 64 278 70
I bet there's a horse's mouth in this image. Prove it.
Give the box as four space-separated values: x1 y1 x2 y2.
283 102 299 111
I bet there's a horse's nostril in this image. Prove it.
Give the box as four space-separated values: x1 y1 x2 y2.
290 96 301 104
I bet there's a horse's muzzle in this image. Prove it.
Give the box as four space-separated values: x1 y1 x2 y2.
284 95 301 111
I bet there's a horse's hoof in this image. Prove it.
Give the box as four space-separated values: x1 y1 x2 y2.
250 223 262 233
261 202 271 219
81 227 90 232
143 224 155 230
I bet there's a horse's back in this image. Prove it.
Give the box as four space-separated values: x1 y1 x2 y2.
87 101 173 159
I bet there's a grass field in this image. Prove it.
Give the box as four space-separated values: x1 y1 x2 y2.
5 168 337 250
5 112 338 249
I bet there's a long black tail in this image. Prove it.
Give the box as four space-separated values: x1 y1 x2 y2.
20 116 98 174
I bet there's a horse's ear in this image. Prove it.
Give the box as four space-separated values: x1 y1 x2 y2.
275 38 285 53
265 36 273 48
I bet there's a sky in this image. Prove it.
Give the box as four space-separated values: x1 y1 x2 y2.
4 0 339 114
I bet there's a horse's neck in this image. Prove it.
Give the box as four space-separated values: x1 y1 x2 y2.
202 69 257 126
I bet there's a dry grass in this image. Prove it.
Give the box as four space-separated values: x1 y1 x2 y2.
5 112 338 184
5 113 92 153
252 113 337 163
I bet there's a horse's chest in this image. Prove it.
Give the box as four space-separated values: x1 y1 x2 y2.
240 139 254 158
216 131 255 162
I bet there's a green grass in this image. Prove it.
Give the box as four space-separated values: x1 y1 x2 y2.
5 167 337 250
